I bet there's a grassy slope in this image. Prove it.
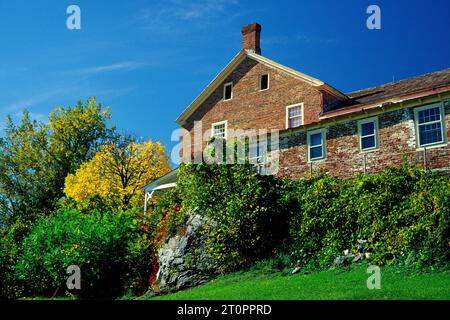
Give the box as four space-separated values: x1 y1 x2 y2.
148 265 450 300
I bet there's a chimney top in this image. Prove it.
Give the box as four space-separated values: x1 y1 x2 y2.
241 22 261 54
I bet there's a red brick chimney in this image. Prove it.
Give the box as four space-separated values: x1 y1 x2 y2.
241 22 261 54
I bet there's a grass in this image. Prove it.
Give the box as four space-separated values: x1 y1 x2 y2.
145 264 450 300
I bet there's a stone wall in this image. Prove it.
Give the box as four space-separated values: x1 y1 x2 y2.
277 103 450 179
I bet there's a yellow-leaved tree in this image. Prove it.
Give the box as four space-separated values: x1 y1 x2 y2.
64 136 171 212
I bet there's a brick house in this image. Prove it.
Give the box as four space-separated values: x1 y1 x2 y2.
144 22 450 205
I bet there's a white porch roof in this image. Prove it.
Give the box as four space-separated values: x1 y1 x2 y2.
143 168 178 193
143 168 178 214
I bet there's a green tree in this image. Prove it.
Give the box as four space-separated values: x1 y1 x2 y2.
0 97 112 227
46 98 113 191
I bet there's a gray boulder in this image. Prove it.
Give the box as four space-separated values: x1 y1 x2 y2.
155 210 216 291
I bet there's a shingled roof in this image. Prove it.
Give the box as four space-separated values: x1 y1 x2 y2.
322 68 450 117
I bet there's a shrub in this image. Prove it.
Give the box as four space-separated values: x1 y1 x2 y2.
401 174 450 267
0 219 33 299
283 164 450 268
15 209 146 299
178 163 289 273
282 174 348 268
149 188 185 241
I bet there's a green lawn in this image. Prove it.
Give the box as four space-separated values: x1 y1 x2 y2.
147 265 450 300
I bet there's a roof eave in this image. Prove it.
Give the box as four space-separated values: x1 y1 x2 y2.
245 51 325 86
320 84 450 120
176 50 341 126
316 83 349 100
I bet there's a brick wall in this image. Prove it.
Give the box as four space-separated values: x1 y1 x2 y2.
182 57 325 154
277 102 450 179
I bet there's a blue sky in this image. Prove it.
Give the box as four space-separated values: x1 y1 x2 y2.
0 0 449 158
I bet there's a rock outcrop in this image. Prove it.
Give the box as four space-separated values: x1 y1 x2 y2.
155 211 215 291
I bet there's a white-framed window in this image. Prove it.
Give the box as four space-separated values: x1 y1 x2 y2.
248 139 268 174
358 117 379 151
211 120 227 139
223 82 233 101
248 139 266 162
259 73 269 91
414 103 446 147
307 128 326 161
286 103 304 129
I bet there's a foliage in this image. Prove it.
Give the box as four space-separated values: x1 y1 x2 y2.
125 216 157 295
149 188 185 241
282 164 450 268
141 188 185 287
401 174 450 267
0 237 19 299
280 174 343 268
0 221 31 299
0 113 53 226
178 163 289 273
64 134 171 212
47 98 113 191
15 209 148 299
0 98 112 227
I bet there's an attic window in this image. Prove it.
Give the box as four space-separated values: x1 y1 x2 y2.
212 121 227 139
260 74 269 90
286 103 303 129
223 82 233 101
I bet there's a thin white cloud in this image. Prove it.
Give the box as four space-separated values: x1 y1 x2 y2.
67 61 145 76
0 83 136 133
167 0 237 20
131 0 239 33
0 94 55 132
1 89 69 112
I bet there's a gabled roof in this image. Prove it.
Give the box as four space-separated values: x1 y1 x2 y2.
176 49 347 125
321 68 450 119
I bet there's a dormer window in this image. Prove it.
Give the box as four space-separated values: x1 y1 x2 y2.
260 74 269 90
223 82 233 101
